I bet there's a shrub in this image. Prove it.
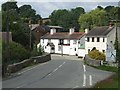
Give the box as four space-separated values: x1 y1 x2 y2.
88 49 105 61
2 41 30 64
30 43 43 57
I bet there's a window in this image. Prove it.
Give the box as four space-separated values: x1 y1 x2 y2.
110 41 113 44
88 49 90 52
103 38 105 42
59 39 64 45
97 37 100 42
73 40 77 44
58 45 61 51
74 48 76 51
48 39 51 42
87 37 90 42
102 50 105 53
43 39 44 43
92 37 94 42
51 47 55 50
67 40 70 44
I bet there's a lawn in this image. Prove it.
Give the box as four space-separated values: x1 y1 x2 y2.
94 73 118 88
92 65 119 89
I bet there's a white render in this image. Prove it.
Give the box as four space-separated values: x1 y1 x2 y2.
85 27 116 54
40 38 85 56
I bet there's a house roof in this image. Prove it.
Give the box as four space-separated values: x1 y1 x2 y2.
41 32 85 40
86 26 115 37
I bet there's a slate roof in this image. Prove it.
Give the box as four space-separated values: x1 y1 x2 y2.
41 32 85 40
86 26 115 37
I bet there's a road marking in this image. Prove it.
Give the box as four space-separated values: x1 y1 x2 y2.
59 64 62 68
83 64 86 72
48 73 51 76
46 61 66 77
53 68 58 72
89 75 92 86
83 73 86 87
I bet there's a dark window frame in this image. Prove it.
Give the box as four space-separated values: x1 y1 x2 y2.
97 37 100 42
92 37 94 42
87 37 90 42
103 38 105 42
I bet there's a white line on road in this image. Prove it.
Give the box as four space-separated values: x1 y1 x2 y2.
89 75 92 86
53 68 58 72
83 64 86 72
47 61 66 77
83 73 86 87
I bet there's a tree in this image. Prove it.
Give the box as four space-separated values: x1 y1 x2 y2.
49 7 85 31
2 1 18 12
78 8 109 30
2 2 40 49
19 5 41 23
78 13 92 31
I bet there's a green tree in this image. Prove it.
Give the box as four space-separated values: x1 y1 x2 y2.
49 7 85 31
78 8 109 30
78 13 92 31
2 1 39 49
19 5 41 23
2 1 18 12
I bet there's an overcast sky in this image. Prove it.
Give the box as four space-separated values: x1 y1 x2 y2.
0 0 120 18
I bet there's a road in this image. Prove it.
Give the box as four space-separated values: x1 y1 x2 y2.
2 54 113 89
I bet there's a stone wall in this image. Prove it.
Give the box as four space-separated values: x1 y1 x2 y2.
84 55 102 66
7 54 51 73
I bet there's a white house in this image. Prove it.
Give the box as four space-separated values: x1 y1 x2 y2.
40 27 85 57
85 26 116 55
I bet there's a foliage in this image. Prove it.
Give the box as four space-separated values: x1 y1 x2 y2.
78 8 109 30
88 49 105 61
2 41 30 64
95 65 118 72
2 1 41 49
19 5 41 23
49 7 85 31
78 6 120 30
30 43 43 57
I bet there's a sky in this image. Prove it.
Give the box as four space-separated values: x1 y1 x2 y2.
0 0 120 18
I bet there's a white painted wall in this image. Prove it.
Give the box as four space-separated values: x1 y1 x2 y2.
85 27 116 54
107 27 116 49
40 34 85 56
85 37 107 54
78 49 85 58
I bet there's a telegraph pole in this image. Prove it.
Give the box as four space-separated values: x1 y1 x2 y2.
29 20 32 49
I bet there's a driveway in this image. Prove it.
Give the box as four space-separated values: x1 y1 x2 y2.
2 54 113 89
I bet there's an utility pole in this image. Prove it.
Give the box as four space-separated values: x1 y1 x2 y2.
6 16 10 76
29 20 32 49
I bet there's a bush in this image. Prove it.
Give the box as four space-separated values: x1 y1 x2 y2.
30 43 43 57
2 41 30 64
88 49 105 61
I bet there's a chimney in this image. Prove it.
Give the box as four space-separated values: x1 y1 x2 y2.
69 28 75 34
85 28 89 34
50 28 56 35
